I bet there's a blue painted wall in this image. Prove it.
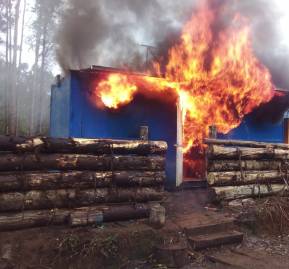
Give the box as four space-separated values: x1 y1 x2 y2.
50 71 177 187
50 76 71 138
219 113 284 143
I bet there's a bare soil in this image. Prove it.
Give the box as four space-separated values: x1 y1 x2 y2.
1 190 289 269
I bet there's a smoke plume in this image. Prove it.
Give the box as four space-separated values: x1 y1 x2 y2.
55 0 195 73
56 0 289 95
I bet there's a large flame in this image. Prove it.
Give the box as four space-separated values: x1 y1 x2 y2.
91 1 277 177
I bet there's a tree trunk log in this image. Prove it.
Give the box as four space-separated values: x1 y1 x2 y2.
0 208 69 231
0 154 165 172
0 136 167 155
204 138 289 150
0 204 153 231
0 188 164 212
212 184 288 201
207 170 285 186
207 145 289 160
0 171 165 192
208 160 282 172
70 204 151 227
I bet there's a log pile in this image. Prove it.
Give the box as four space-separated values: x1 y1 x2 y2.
205 138 289 201
0 136 167 231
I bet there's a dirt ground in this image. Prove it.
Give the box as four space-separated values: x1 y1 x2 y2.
1 190 289 269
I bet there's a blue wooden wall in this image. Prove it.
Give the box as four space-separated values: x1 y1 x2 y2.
220 113 284 143
50 71 177 187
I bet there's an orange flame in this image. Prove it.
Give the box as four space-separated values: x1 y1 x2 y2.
96 74 138 109
91 1 277 177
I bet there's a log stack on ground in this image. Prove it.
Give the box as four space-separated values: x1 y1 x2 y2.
0 135 167 231
204 138 289 201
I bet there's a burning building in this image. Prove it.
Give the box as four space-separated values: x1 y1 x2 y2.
50 2 288 188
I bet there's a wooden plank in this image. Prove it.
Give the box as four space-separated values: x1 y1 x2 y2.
188 231 243 250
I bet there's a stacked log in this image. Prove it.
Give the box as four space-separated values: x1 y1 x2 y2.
0 135 167 231
0 204 153 231
204 138 289 201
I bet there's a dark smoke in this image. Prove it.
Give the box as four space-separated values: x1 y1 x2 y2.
55 0 195 73
56 0 289 119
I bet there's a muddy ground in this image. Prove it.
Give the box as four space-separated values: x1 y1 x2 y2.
1 190 289 269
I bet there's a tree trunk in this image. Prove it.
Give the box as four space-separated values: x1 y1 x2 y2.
0 171 165 192
0 204 153 231
9 0 21 136
0 154 165 172
207 160 282 172
212 184 288 201
37 19 48 134
16 0 27 135
0 188 164 212
204 138 289 150
207 145 289 160
4 0 10 134
18 0 26 67
207 170 285 186
30 9 42 136
0 136 167 155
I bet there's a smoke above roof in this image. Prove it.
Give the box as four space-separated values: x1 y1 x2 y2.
55 0 289 92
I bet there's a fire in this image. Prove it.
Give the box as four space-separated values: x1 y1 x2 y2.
96 74 138 109
91 1 277 177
